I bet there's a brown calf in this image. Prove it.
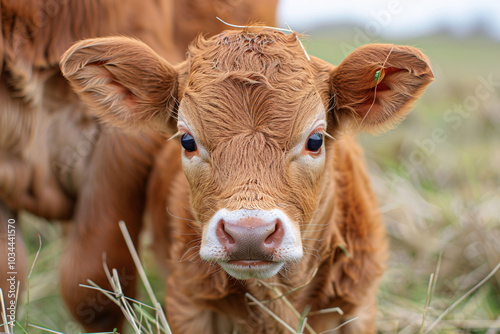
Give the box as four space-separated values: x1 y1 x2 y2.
61 28 433 333
1 0 278 331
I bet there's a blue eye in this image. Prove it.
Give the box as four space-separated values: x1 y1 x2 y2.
181 133 197 152
306 133 323 152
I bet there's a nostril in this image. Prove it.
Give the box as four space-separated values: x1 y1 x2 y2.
216 219 235 246
264 219 284 246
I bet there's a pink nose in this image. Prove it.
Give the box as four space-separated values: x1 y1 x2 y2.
216 217 284 260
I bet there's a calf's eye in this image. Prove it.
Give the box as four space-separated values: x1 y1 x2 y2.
181 133 197 152
306 133 323 152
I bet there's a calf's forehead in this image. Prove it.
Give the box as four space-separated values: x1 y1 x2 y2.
178 29 326 150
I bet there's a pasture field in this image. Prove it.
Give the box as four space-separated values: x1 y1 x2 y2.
10 30 500 333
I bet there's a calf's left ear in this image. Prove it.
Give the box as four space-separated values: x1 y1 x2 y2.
316 44 434 133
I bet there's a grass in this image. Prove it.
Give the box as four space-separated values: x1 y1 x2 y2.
3 30 500 333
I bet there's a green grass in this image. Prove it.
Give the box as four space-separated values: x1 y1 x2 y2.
5 31 500 333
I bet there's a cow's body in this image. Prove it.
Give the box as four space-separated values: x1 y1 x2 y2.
62 28 433 333
0 0 174 329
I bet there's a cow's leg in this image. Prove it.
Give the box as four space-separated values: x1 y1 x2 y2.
0 199 27 325
0 80 74 221
59 129 163 331
0 151 74 220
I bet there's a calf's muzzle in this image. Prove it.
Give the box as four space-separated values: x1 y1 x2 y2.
216 217 284 261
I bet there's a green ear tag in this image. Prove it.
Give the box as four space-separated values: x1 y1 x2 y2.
375 70 381 83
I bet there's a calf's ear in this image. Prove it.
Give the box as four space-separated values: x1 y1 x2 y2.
60 36 180 132
316 44 434 133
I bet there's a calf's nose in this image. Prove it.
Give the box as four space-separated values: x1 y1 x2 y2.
216 217 284 259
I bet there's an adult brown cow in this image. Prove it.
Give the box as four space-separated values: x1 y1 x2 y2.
0 0 278 331
0 0 178 329
61 28 433 333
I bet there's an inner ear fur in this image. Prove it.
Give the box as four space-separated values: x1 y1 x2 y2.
60 36 180 132
329 44 434 133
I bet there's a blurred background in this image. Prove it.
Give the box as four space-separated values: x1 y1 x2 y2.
18 1 500 333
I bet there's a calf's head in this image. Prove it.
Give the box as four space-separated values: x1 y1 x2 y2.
61 30 433 279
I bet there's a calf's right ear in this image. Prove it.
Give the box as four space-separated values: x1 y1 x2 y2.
60 36 179 132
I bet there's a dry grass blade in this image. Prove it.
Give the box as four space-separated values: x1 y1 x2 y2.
111 268 141 333
28 234 42 279
132 303 161 330
28 322 115 334
156 302 170 334
80 282 156 310
155 307 161 334
75 226 172 334
257 279 318 334
0 288 10 333
430 252 443 304
101 254 143 329
253 268 319 305
245 292 297 334
105 268 135 331
83 277 168 334
419 252 443 333
253 268 344 334
81 281 121 308
319 317 359 333
215 17 293 34
308 308 343 316
424 261 500 333
215 17 310 60
118 221 157 304
357 46 395 130
419 273 434 334
24 233 43 330
64 221 175 334
27 323 66 334
118 220 173 334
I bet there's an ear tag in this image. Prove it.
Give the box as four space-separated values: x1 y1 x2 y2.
375 68 385 84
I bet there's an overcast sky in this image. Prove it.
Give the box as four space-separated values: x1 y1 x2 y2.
278 0 500 39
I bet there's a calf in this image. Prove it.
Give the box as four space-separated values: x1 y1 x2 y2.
61 28 433 333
